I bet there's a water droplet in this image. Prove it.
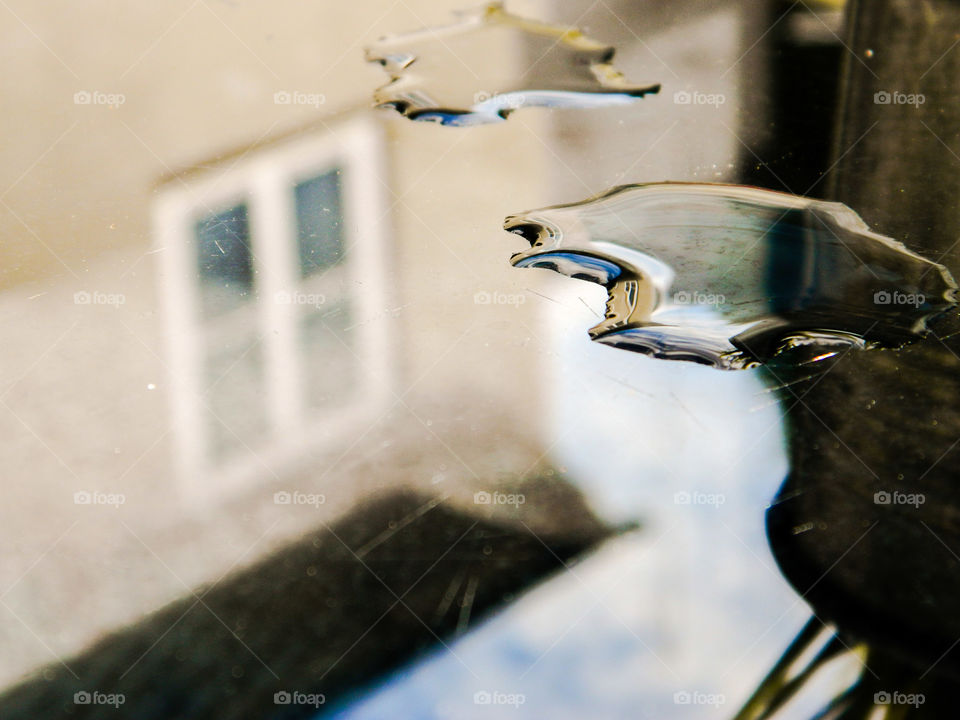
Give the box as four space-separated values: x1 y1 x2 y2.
505 183 957 369
366 2 659 126
147 383 156 390
865 48 875 58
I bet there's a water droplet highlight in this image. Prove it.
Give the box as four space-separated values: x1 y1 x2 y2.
505 183 957 369
365 2 660 126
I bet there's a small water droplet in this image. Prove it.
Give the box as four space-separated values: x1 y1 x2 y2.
147 383 156 390
865 48 875 58
366 2 659 126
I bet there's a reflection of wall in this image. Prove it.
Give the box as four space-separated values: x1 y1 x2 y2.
0 1 504 286
0 0 555 688
543 0 746 195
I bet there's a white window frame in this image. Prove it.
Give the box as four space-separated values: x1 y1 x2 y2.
153 114 393 506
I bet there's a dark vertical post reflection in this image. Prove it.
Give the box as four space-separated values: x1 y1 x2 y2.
767 0 960 699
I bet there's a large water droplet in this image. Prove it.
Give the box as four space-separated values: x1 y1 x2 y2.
505 182 957 369
365 2 660 126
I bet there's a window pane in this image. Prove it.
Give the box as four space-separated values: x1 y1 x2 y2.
294 170 344 277
204 332 267 460
195 204 254 317
301 301 356 409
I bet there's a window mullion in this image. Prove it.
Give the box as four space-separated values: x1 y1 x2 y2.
250 166 303 439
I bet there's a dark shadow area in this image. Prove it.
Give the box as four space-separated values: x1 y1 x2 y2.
0 483 615 719
739 1 843 197
762 0 960 707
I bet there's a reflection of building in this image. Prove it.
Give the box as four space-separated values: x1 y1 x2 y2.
0 0 839 697
154 117 394 500
0 0 553 686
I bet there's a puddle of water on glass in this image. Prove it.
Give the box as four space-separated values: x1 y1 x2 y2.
505 182 958 369
365 2 659 126
364 4 960 714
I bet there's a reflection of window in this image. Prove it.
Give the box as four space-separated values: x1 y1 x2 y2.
195 204 254 317
296 171 344 276
155 117 391 500
191 201 265 460
291 170 358 411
